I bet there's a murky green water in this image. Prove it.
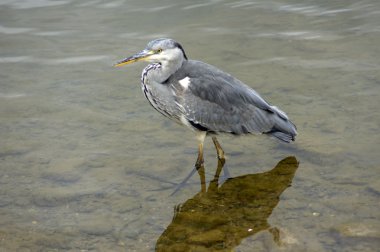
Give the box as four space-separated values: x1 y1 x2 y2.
1 0 379 251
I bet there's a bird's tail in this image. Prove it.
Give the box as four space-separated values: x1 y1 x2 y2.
266 121 297 142
265 106 297 143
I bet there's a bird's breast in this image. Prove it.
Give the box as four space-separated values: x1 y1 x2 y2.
141 63 161 85
139 63 184 124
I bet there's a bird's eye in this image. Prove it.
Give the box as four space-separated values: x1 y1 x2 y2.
156 49 163 53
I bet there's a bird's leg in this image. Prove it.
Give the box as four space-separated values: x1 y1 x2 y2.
196 133 206 193
209 137 224 187
208 155 225 192
195 141 204 167
170 132 206 195
211 136 231 183
212 136 225 164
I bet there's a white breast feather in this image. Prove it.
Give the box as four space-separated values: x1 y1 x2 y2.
179 77 191 90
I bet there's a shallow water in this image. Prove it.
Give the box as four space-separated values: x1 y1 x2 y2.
1 0 379 251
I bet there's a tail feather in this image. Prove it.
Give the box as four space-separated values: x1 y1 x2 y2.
265 120 297 143
269 130 295 143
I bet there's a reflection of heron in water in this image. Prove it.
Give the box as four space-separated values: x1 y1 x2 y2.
156 156 299 251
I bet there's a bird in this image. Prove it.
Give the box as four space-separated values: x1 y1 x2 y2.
115 38 297 171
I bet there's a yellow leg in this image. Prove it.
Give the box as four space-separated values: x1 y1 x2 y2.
171 132 207 195
208 154 225 192
212 136 225 164
209 136 230 191
195 141 204 168
196 136 206 192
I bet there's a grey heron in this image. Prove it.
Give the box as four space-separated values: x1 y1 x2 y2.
115 38 297 171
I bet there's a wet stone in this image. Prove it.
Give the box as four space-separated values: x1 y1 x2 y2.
79 222 114 236
13 197 30 207
119 220 143 240
124 228 140 239
41 171 81 184
41 158 84 184
111 198 142 214
334 222 380 238
33 188 80 207
16 247 32 252
0 149 29 158
35 235 73 250
73 201 98 213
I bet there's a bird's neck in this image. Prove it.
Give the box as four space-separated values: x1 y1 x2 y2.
147 58 184 84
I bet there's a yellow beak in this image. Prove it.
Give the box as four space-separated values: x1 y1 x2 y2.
114 49 154 67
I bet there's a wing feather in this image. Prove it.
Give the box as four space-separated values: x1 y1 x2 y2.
168 60 297 140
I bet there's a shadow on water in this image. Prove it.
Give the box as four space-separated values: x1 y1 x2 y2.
156 156 299 251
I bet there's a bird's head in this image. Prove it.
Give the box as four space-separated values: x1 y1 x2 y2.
115 38 188 67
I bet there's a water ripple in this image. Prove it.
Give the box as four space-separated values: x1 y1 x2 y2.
0 25 74 37
0 93 28 99
240 57 380 71
278 4 352 16
254 30 341 41
48 55 110 64
98 0 126 8
226 1 258 8
0 0 70 9
182 0 222 10
33 30 75 36
0 55 110 65
123 4 176 13
0 25 35 34
225 1 354 17
0 56 32 63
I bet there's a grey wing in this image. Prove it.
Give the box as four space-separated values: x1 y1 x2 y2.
172 61 297 142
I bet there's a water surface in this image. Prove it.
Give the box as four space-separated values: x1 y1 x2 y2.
0 0 379 251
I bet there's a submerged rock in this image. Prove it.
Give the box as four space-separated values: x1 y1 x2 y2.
335 223 380 238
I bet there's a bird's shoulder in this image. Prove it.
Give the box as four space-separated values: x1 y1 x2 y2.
173 60 237 84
